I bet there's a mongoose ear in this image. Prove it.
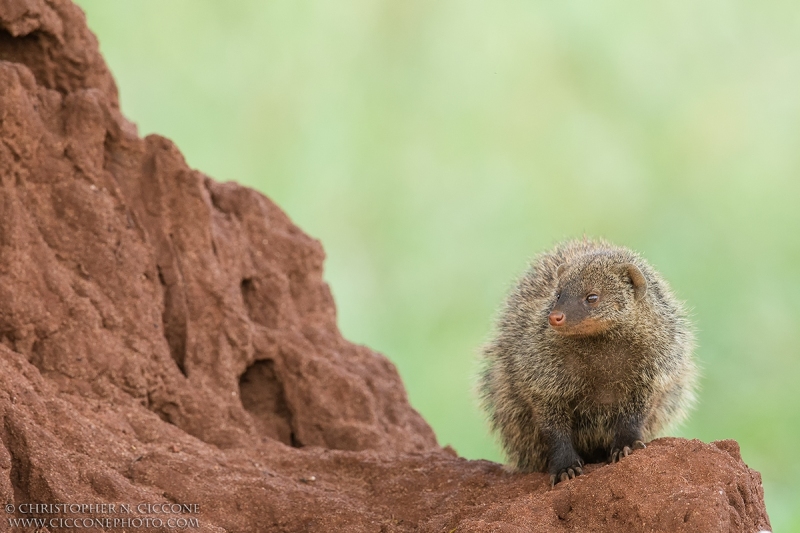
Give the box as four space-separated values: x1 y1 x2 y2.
556 264 567 278
623 263 647 301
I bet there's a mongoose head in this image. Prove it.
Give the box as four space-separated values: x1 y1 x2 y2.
548 253 647 336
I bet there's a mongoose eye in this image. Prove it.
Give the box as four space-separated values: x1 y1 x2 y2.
586 293 599 304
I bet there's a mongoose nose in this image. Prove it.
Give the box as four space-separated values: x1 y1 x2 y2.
549 311 565 327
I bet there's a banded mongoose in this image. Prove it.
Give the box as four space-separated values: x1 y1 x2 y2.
479 238 697 485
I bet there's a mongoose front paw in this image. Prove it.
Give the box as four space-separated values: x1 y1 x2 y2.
609 440 646 463
549 460 584 487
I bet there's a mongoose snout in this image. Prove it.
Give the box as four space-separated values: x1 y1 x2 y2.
479 238 697 486
547 311 565 327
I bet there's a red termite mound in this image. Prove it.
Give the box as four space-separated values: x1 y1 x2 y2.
0 1 771 531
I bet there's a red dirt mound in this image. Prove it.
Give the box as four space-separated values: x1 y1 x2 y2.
0 1 771 531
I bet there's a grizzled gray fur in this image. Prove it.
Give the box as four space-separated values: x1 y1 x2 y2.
479 238 697 485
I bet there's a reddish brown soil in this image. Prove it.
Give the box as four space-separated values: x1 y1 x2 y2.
0 1 772 531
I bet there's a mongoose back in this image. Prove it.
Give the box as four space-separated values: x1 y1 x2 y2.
479 238 697 485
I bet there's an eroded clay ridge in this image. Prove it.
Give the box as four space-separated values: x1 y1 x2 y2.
0 1 771 531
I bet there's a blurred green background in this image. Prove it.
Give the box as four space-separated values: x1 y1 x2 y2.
75 1 799 529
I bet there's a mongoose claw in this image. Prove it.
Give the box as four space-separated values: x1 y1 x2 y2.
549 463 584 487
610 440 646 463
